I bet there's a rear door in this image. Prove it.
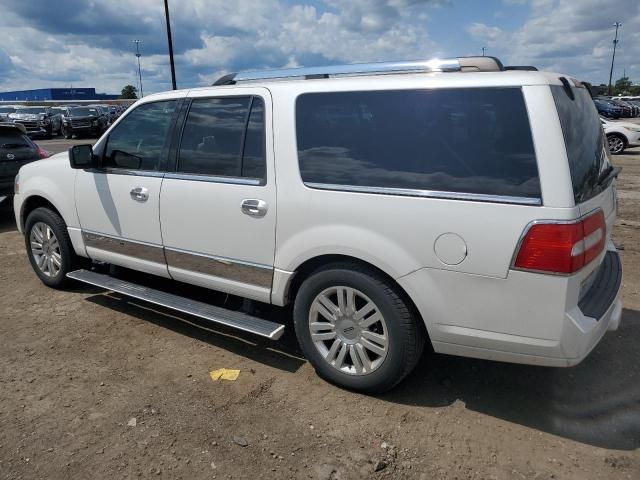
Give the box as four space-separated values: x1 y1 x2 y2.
159 87 276 302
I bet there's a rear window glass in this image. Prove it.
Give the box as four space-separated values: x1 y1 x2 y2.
296 88 540 200
0 133 30 147
551 86 608 203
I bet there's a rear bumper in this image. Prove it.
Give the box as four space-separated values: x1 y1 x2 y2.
400 245 623 367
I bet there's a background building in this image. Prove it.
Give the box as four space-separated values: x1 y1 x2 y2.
0 87 119 101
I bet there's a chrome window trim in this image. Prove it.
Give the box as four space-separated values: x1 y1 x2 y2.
164 172 263 186
164 246 273 288
85 168 165 178
304 182 542 206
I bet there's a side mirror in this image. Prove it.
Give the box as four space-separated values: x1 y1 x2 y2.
69 144 98 169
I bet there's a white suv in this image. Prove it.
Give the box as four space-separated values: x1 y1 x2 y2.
14 57 623 392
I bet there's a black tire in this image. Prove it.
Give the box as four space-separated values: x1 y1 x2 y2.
293 263 425 393
607 133 626 155
62 126 73 139
24 207 80 288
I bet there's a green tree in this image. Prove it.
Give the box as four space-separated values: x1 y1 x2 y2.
613 76 632 95
120 85 138 99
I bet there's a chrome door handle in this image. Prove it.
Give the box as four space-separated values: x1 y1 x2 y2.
130 187 149 202
241 199 268 217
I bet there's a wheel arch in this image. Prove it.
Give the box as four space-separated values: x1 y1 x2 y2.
283 253 430 341
20 195 64 232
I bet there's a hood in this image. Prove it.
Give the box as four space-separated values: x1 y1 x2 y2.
66 115 97 121
10 113 46 120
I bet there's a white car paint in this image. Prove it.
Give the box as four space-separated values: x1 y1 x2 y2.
13 68 622 368
601 117 640 147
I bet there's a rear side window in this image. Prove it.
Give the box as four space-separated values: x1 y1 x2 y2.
177 96 266 181
296 88 540 200
551 86 608 203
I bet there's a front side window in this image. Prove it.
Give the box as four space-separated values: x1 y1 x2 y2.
296 88 540 200
177 96 266 180
103 100 177 171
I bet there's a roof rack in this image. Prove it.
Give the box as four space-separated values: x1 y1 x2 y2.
212 56 505 85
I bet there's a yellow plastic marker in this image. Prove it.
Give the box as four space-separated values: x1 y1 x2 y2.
209 368 241 381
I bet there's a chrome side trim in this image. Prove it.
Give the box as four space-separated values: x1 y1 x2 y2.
82 231 166 264
164 172 262 186
165 246 273 288
304 183 542 206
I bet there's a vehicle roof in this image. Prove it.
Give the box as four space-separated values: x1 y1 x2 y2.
143 69 575 103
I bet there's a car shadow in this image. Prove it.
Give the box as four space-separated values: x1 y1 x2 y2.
74 267 639 450
80 266 305 373
381 308 640 451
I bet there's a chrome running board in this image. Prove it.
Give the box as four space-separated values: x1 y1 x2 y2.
67 269 285 340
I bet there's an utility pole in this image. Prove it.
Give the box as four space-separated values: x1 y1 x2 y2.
607 22 621 96
164 0 177 90
133 39 144 98
481 47 486 57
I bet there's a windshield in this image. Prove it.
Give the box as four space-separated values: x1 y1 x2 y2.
552 85 610 204
16 107 47 114
0 107 15 113
69 107 98 117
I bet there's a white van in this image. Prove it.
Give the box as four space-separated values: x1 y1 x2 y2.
14 57 622 392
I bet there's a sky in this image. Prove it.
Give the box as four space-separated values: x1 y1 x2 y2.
0 0 638 95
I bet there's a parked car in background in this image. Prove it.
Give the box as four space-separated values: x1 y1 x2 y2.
601 117 640 154
61 106 107 139
14 57 623 392
88 104 116 125
594 98 623 119
9 106 62 138
0 106 17 121
607 98 636 118
0 123 47 202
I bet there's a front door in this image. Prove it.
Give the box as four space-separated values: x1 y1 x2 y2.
75 98 182 277
159 88 276 302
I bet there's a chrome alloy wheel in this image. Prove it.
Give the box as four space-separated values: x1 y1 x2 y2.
608 135 624 154
30 222 62 277
309 286 388 376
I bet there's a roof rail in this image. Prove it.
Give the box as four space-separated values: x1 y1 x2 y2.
212 56 504 85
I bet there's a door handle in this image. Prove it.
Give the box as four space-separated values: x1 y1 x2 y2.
241 199 268 217
130 187 149 202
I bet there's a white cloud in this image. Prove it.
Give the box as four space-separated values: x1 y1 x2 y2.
467 0 640 83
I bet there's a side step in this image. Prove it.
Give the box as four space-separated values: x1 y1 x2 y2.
67 269 285 340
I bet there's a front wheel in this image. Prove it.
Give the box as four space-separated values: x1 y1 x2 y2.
62 126 73 139
24 207 80 288
293 264 425 393
607 133 626 155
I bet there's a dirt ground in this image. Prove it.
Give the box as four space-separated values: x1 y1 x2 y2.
0 142 639 480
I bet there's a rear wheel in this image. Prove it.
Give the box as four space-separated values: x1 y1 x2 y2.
25 207 80 288
607 133 626 154
293 263 425 393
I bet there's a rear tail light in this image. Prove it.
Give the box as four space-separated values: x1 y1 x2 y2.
36 146 48 159
513 210 606 275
